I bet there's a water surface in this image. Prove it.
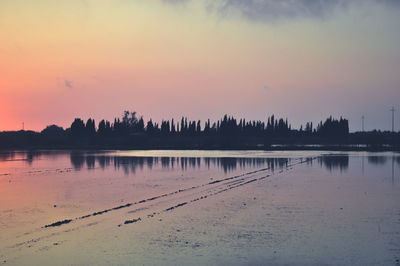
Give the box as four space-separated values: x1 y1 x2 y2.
0 150 399 265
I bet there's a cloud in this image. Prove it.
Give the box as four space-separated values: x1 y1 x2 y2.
163 0 399 22
64 80 73 88
209 0 347 22
263 85 271 91
375 0 400 7
56 77 73 89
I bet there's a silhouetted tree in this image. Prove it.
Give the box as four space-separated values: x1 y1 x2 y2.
317 116 349 139
41 125 64 136
71 118 85 137
15 110 373 149
137 117 145 133
171 119 176 134
98 120 106 136
85 118 96 136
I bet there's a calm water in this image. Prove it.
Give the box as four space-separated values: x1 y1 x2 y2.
0 150 399 265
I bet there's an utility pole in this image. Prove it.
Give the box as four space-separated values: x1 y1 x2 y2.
22 122 24 131
361 115 364 132
390 107 395 132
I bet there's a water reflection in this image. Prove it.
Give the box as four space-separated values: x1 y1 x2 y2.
318 155 349 172
392 156 395 184
1 151 399 176
0 150 67 163
0 152 16 161
367 156 388 165
70 152 85 170
66 154 296 174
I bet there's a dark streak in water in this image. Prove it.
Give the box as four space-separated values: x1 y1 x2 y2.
124 218 141 224
165 202 188 212
123 202 189 226
112 203 132 210
128 207 148 214
44 219 72 228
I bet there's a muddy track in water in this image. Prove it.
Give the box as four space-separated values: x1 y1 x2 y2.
117 158 314 227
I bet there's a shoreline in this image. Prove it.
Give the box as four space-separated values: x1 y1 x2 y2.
1 145 399 152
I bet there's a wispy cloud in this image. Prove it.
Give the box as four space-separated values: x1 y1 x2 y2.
64 80 73 88
56 77 73 89
163 0 399 22
210 0 347 22
263 85 271 91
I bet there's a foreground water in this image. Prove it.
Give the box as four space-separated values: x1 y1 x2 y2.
0 150 399 265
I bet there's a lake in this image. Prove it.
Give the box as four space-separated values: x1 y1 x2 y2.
0 150 399 265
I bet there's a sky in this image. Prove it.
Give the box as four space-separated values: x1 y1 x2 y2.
0 0 399 132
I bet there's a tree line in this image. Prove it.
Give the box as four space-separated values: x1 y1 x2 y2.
2 111 399 150
63 111 348 139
